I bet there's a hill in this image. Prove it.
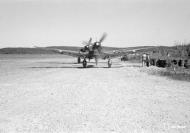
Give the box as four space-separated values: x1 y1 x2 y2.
0 46 139 54
1 45 189 59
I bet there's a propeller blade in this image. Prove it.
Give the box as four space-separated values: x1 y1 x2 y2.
95 57 98 66
82 37 93 46
97 45 102 53
99 33 107 43
82 41 89 45
88 37 92 44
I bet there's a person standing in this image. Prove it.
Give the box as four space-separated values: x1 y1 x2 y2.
146 54 150 67
142 53 147 67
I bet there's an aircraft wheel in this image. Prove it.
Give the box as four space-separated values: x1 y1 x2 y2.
108 60 112 68
83 59 87 68
108 63 112 68
77 57 81 63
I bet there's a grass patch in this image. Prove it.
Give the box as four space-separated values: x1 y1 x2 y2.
140 66 190 82
158 68 190 81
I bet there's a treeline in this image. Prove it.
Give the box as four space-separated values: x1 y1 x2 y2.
171 43 190 58
155 43 190 58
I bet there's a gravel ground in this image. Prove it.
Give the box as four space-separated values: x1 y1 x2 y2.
0 55 190 133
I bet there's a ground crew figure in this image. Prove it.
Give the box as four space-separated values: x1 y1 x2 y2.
142 53 147 67
146 54 150 67
108 58 112 68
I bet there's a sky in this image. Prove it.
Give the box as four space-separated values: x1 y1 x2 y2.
0 0 190 48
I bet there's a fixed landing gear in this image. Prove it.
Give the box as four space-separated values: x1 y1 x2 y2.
77 57 81 63
108 58 112 68
82 59 87 68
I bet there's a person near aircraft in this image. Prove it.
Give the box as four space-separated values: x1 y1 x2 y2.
146 54 150 67
142 53 147 67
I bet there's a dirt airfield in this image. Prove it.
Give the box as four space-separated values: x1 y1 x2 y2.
0 54 190 133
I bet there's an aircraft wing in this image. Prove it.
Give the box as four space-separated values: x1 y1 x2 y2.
126 47 156 54
34 47 86 58
101 47 155 59
51 48 83 57
101 51 133 59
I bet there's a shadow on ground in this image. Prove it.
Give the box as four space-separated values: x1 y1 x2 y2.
37 62 79 64
28 65 124 69
125 64 141 68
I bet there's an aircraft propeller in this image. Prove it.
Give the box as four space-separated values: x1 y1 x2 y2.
81 33 107 53
93 33 107 52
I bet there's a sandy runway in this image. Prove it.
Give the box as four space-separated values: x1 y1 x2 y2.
0 55 190 133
